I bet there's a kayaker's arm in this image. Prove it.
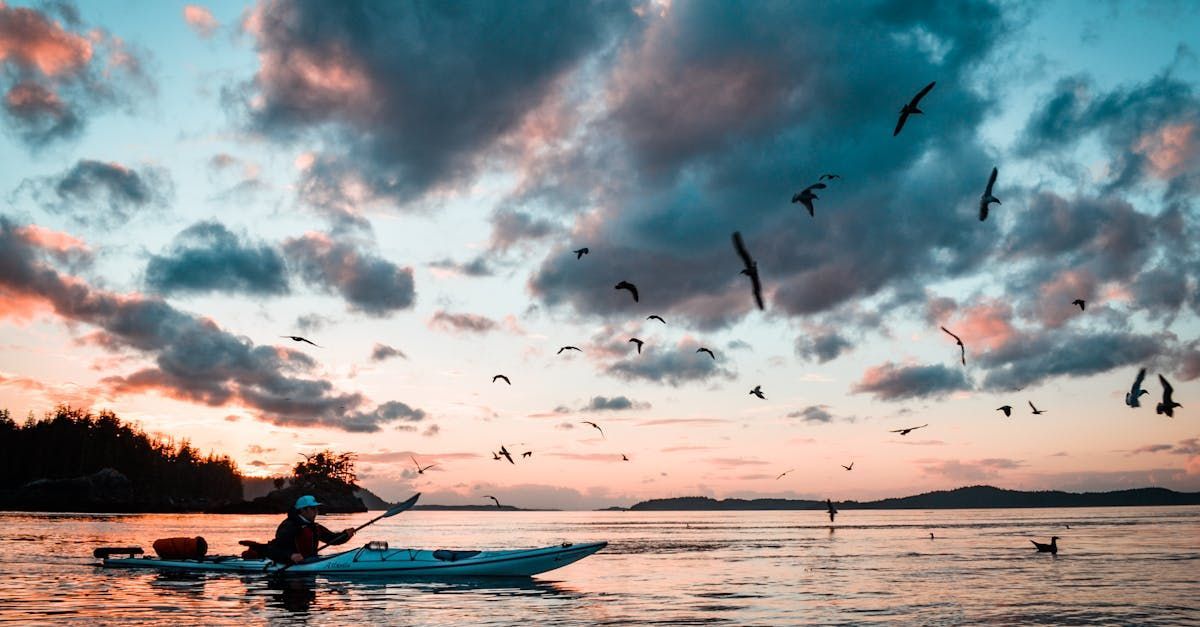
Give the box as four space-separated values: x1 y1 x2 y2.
318 525 356 545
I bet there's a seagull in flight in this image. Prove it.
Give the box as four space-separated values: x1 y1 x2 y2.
281 335 321 348
522 451 532 458
940 326 966 366
894 80 936 136
498 446 515 465
492 374 511 385
629 338 644 354
621 454 629 461
647 314 666 324
826 499 838 523
732 231 764 310
1126 368 1149 408
1157 374 1182 417
1072 299 1086 311
776 469 794 480
410 456 436 475
697 347 715 360
582 421 605 439
749 385 766 400
996 405 1012 417
557 346 582 354
841 462 854 471
573 247 589 259
1029 401 1046 415
483 495 502 508
818 173 841 181
791 182 826 217
615 280 639 302
891 424 928 436
979 166 1000 221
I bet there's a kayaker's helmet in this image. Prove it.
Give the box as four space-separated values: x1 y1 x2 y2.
295 495 322 510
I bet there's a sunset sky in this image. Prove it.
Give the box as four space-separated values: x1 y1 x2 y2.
1 0 1198 509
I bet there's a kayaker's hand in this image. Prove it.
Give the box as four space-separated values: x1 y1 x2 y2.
290 553 304 564
342 528 355 540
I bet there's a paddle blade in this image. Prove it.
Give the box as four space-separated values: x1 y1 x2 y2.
383 492 421 518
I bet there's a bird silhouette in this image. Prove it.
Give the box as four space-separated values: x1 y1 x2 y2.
894 80 936 136
940 326 966 366
498 446 515 465
997 405 1012 417
791 182 826 217
776 469 794 480
615 281 639 302
1031 536 1059 554
826 499 838 523
1157 374 1182 417
483 495 502 508
697 347 715 360
1029 401 1046 415
749 385 766 400
582 420 605 439
557 346 582 354
493 374 511 385
979 166 1000 221
410 456 436 475
629 338 644 354
491 451 501 461
522 451 532 458
281 335 321 347
621 454 630 461
818 173 841 181
842 462 854 471
732 231 764 310
891 424 928 436
1072 299 1086 311
1126 368 1149 408
647 314 666 324
573 247 589 259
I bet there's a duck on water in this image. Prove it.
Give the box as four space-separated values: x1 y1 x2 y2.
1031 536 1060 554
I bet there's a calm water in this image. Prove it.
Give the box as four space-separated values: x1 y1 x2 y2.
1 507 1198 625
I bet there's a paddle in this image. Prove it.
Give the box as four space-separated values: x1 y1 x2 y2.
273 492 421 574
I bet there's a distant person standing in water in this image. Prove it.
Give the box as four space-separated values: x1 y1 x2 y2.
267 495 355 564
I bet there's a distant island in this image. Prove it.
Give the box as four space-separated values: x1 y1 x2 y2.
629 485 1200 510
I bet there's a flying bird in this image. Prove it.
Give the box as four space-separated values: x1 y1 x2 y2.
776 469 794 480
573 247 589 259
841 462 854 471
891 424 928 436
647 315 666 324
1031 536 1059 554
615 281 639 302
1029 401 1046 415
1072 299 1086 311
997 405 1012 417
492 374 511 385
498 446 515 465
818 173 841 181
940 326 966 366
749 385 766 400
1157 374 1182 417
697 347 715 360
629 338 644 354
894 80 936 136
791 182 826 217
410 456 436 475
826 499 838 523
557 346 582 354
732 231 764 310
483 495 502 509
979 166 1000 221
491 451 501 461
1126 368 1149 408
280 335 321 348
621 454 629 461
522 451 532 458
582 421 605 439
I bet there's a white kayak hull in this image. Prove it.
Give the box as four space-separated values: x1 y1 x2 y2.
100 541 606 578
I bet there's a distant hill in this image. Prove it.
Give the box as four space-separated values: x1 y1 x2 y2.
630 486 1200 511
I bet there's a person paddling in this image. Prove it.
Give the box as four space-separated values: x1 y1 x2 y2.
267 495 356 564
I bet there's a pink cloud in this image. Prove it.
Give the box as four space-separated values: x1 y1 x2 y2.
183 5 218 38
948 300 1016 353
1134 122 1198 180
15 223 89 254
1035 269 1096 328
0 3 94 76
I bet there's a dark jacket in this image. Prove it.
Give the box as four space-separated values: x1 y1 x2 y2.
265 511 348 562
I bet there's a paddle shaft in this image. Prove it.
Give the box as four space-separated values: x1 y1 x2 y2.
273 493 420 574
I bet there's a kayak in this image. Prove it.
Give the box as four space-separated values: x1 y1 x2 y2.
97 541 607 578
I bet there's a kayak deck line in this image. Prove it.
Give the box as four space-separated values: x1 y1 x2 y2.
98 540 607 578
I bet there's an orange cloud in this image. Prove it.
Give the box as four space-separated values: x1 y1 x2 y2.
1134 122 1198 179
15 223 88 254
0 3 94 76
951 301 1016 352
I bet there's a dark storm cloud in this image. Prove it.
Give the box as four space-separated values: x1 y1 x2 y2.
369 343 407 362
852 362 971 401
234 0 633 214
528 0 1009 330
583 395 647 412
22 160 172 227
282 233 415 315
795 331 853 364
606 347 736 387
975 330 1167 392
0 2 150 147
0 215 424 433
145 221 289 296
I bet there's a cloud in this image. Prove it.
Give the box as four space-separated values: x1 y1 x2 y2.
427 310 498 335
787 405 836 424
294 313 331 333
282 232 415 315
975 330 1166 391
0 2 150 147
852 362 971 401
706 457 769 468
0 215 423 433
795 331 852 364
183 5 218 38
145 221 288 296
21 160 171 227
1129 443 1173 455
583 395 648 412
919 458 1024 482
427 256 493 277
369 343 406 362
636 417 727 427
606 341 737 386
488 208 562 251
